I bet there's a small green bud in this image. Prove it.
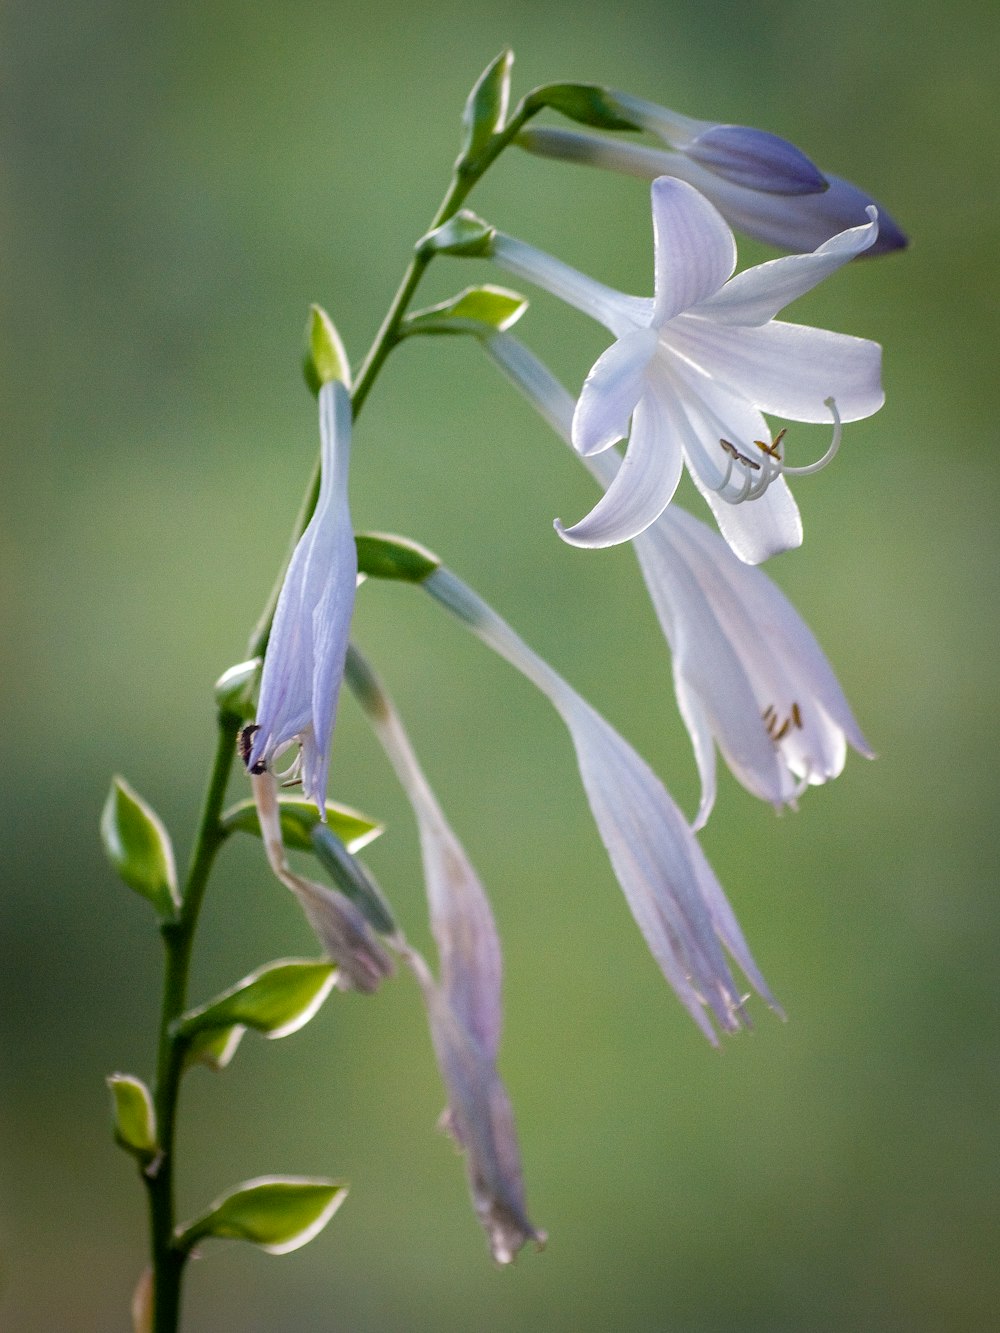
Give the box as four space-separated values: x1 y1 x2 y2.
107 1073 158 1162
418 210 495 258
176 1177 348 1256
354 531 441 584
303 304 351 396
459 48 513 164
524 82 642 131
214 658 261 721
402 285 528 338
100 777 179 918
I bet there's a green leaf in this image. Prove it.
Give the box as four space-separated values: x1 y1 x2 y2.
459 48 513 163
220 796 382 853
354 532 441 584
214 658 261 721
107 1073 158 1161
524 82 642 131
177 959 337 1043
418 210 495 258
402 285 528 338
310 827 397 936
178 1177 348 1255
303 303 351 395
185 1025 246 1072
100 777 179 918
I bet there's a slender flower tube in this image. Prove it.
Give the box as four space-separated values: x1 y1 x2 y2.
251 771 394 993
480 332 873 828
422 568 780 1044
488 176 884 563
245 380 357 808
516 105 908 255
345 646 543 1262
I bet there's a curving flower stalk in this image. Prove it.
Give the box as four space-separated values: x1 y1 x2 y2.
244 380 358 808
487 176 884 563
422 569 781 1044
480 331 872 828
344 646 543 1262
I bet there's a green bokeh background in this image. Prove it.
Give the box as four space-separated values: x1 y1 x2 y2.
4 1 997 1329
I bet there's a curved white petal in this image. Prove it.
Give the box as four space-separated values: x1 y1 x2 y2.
667 316 884 423
691 209 879 326
572 328 657 455
651 178 736 325
560 386 683 547
671 670 718 831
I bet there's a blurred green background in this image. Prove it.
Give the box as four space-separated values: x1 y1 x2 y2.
3 0 998 1329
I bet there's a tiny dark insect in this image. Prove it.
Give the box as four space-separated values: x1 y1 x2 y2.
238 723 267 774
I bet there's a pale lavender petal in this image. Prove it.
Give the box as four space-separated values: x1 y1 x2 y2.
651 178 736 325
671 670 719 831
408 952 544 1264
684 124 827 195
571 328 657 455
692 210 879 326
560 385 683 548
668 316 884 423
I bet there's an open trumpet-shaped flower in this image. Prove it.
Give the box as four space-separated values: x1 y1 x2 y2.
479 331 872 827
424 567 781 1044
245 380 357 807
490 176 884 563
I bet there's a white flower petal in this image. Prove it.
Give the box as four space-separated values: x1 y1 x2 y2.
691 209 879 326
668 316 884 423
560 386 683 547
651 178 736 325
671 670 719 831
571 328 657 455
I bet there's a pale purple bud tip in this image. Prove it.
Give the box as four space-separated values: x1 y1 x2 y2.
817 174 908 254
685 124 828 196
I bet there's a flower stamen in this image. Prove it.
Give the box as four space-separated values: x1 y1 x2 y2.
712 399 842 506
762 702 803 744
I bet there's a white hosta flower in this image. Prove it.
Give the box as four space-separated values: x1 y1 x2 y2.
490 176 884 563
424 568 781 1043
480 332 872 828
245 381 357 807
344 646 542 1261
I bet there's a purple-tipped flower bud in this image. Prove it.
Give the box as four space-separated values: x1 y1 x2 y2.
684 123 828 195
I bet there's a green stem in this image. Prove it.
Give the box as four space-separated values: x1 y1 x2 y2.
143 93 541 1333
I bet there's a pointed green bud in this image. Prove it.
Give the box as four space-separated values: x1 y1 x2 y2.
220 795 382 853
177 1177 348 1255
303 304 351 396
459 48 513 165
354 531 441 584
418 210 495 258
402 285 528 338
214 658 261 721
177 959 337 1048
100 777 179 918
107 1073 158 1162
310 826 397 936
523 82 642 131
185 1024 246 1072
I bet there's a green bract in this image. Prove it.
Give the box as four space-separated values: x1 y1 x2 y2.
100 777 179 918
354 531 441 584
107 1073 158 1161
220 795 382 853
177 1177 348 1256
303 304 351 394
418 210 495 258
402 284 528 337
214 658 261 721
524 81 642 131
177 958 337 1045
310 826 398 936
459 49 513 164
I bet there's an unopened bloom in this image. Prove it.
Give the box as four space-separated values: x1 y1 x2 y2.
480 331 872 828
491 176 884 563
344 646 542 1261
517 93 907 255
245 380 357 807
424 567 780 1043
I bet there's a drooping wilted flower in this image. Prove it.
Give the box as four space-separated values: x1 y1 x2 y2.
344 646 543 1261
245 380 357 808
489 176 884 562
479 331 872 828
517 92 907 255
